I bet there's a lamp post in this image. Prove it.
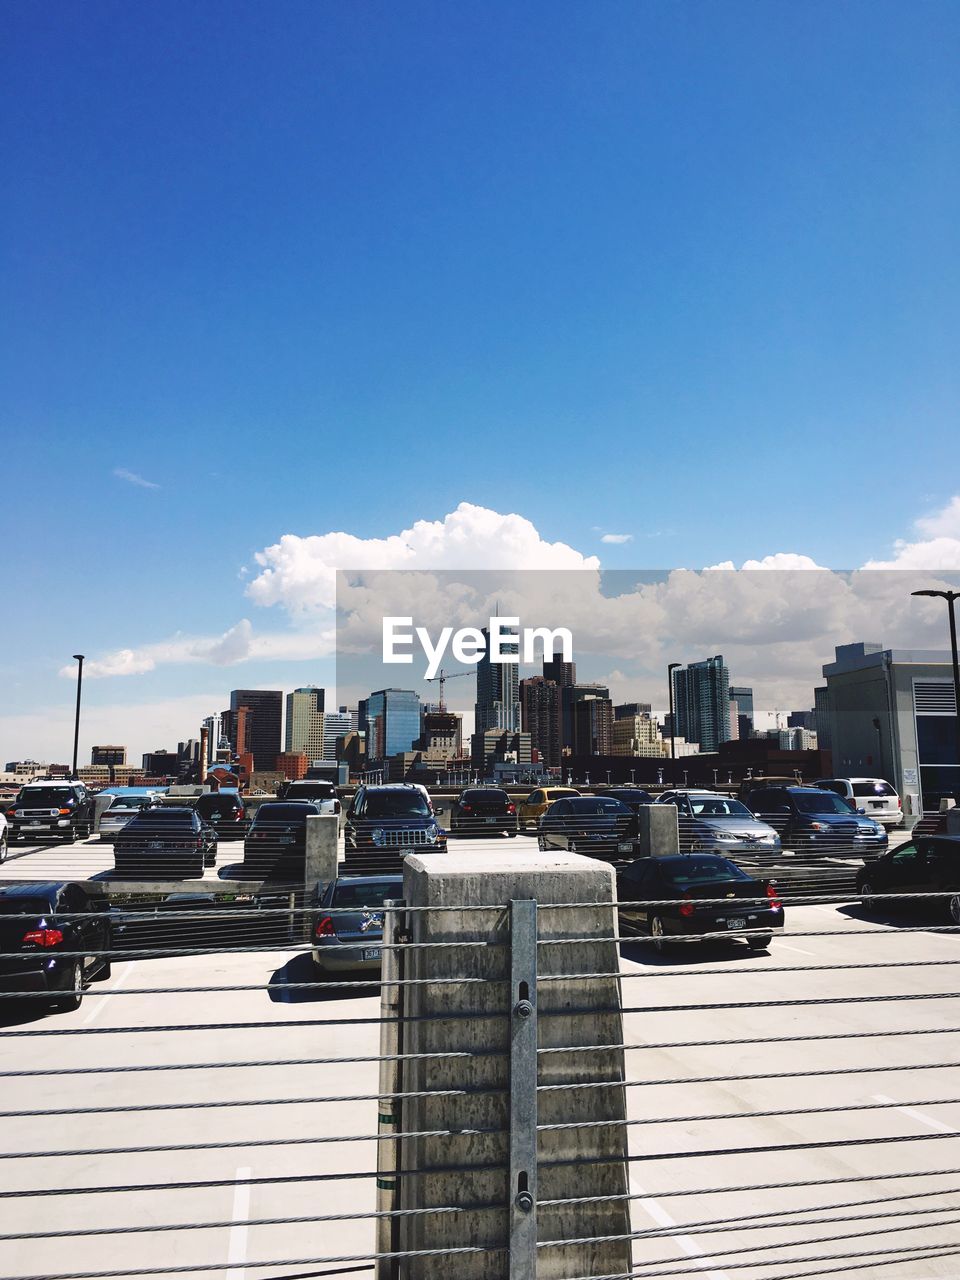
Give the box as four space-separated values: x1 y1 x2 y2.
667 662 681 783
71 655 85 778
911 589 960 796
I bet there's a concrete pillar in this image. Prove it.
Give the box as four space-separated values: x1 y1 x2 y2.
304 813 339 893
637 802 679 856
92 793 115 834
396 850 631 1279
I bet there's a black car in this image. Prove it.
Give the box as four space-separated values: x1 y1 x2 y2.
449 788 518 837
0 882 112 1011
344 785 447 873
856 835 960 923
743 785 887 859
601 787 655 812
617 854 784 953
114 807 218 877
312 873 403 973
243 801 323 879
538 795 639 860
5 782 95 844
194 791 247 841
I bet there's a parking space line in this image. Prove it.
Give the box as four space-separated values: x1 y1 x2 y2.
227 1167 252 1279
775 942 817 956
872 1094 959 1135
630 1179 730 1279
81 962 134 1025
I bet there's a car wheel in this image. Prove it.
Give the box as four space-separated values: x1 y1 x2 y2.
0 832 6 862
860 881 875 910
538 835 547 851
59 961 84 1012
747 935 772 951
650 915 670 955
948 895 960 927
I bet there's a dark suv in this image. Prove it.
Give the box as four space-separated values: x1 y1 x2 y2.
344 785 446 872
450 788 518 836
5 782 95 844
194 791 247 840
0 882 112 1011
744 785 887 859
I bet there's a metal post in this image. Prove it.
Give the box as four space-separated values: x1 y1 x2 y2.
948 595 960 788
376 899 405 1280
509 899 538 1278
71 654 84 777
667 662 680 784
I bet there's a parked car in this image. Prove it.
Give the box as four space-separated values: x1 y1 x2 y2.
655 789 782 857
600 787 655 812
312 873 403 973
449 787 518 836
743 785 887 859
99 792 163 842
194 790 247 840
5 781 95 844
278 780 342 815
517 786 581 832
737 776 802 803
617 854 784 953
0 882 112 1011
815 777 902 829
856 835 960 923
243 801 323 878
538 795 639 859
344 785 446 871
113 891 292 953
114 807 218 877
0 810 7 863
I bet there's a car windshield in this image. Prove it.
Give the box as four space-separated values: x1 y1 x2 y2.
286 784 335 798
127 810 195 826
795 792 856 815
17 788 74 807
852 782 896 797
109 796 150 811
253 804 313 824
461 790 508 803
567 798 630 815
690 798 754 818
607 790 652 804
332 880 403 909
661 858 748 885
196 795 239 814
363 793 430 818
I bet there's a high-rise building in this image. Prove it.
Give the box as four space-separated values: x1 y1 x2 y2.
418 712 463 757
813 686 833 751
322 711 355 760
787 709 817 730
275 752 309 780
201 714 222 766
561 683 611 752
614 702 651 720
543 651 577 689
229 689 283 772
475 626 520 734
520 677 561 768
366 689 421 759
611 714 663 757
471 730 533 777
729 686 754 741
673 657 731 753
91 745 126 766
285 687 326 758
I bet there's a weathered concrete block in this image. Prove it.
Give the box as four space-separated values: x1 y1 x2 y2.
305 813 339 892
637 802 679 856
396 850 631 1279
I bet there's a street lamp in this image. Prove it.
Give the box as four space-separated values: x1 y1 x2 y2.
911 589 960 793
71 655 84 778
667 662 681 782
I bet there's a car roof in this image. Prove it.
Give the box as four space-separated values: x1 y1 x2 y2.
641 854 731 867
363 784 421 793
129 805 196 815
0 881 71 899
335 873 404 884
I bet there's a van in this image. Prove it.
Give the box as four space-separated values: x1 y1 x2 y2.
815 778 902 829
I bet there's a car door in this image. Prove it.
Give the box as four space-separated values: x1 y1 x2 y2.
748 789 792 838
619 860 656 930
883 843 926 895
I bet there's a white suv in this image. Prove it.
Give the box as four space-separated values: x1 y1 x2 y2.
815 778 902 829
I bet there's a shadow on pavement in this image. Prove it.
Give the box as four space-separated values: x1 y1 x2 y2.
268 951 380 1004
837 902 955 932
619 932 774 967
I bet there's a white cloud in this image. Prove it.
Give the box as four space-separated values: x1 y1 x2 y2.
113 467 160 490
863 495 960 570
705 553 827 571
600 533 633 545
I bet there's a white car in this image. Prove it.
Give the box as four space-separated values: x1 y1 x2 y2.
0 810 7 862
815 777 902 829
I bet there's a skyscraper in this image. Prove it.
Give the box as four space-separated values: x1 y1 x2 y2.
543 650 577 689
673 658 731 753
475 626 520 734
228 689 283 772
729 686 754 741
561 683 611 752
572 694 614 757
285 687 326 758
366 689 421 758
519 676 561 768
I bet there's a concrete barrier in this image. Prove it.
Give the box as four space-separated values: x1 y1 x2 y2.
92 793 115 834
637 801 679 856
305 813 339 893
396 849 631 1279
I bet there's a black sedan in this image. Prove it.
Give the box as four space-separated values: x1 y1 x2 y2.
243 801 323 879
114 807 218 877
312 874 403 973
449 787 518 837
538 795 639 860
0 882 112 1012
856 834 960 923
617 854 784 953
601 787 655 812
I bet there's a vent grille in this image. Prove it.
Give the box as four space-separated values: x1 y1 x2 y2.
913 680 958 715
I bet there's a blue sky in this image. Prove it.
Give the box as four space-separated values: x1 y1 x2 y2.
2 1 959 761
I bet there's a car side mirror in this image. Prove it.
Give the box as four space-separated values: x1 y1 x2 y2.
857 807 866 815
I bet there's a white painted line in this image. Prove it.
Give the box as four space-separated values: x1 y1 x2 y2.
872 1094 959 1135
630 1179 730 1279
775 942 817 956
809 905 840 916
227 1166 252 1278
81 961 134 1025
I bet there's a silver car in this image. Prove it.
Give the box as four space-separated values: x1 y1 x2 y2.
98 793 163 842
656 789 782 856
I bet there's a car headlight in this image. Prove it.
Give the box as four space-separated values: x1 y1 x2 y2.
713 832 739 843
759 832 778 844
371 828 386 847
426 823 441 843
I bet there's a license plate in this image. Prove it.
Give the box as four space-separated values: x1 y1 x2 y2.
27 822 43 828
485 817 496 824
871 801 884 808
363 948 381 961
211 813 222 821
618 841 633 852
149 841 161 850
726 917 747 930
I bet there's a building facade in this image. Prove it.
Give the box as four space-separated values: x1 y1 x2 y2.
674 657 731 753
91 745 126 766
366 689 421 759
285 687 325 758
475 626 520 734
229 690 283 773
611 713 664 758
728 685 754 742
520 676 561 768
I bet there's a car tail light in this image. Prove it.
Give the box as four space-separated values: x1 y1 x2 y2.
898 796 902 810
461 803 472 813
58 808 71 816
507 803 516 814
195 838 203 849
23 928 64 947
315 916 335 938
766 884 783 910
679 895 694 918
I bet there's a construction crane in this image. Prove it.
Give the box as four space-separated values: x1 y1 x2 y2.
425 667 472 712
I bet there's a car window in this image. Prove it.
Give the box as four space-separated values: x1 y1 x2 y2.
526 791 542 805
363 792 430 818
794 792 855 815
660 857 749 885
621 861 655 890
568 798 631 815
332 880 403 909
852 781 896 797
892 843 918 862
17 787 75 807
746 789 783 810
816 780 845 796
690 798 754 818
253 804 315 823
551 800 570 816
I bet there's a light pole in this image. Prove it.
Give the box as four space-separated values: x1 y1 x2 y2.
911 589 960 795
667 662 681 783
71 655 84 778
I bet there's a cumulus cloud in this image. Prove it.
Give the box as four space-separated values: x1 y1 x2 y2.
113 467 160 490
600 533 633 545
863 495 960 570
